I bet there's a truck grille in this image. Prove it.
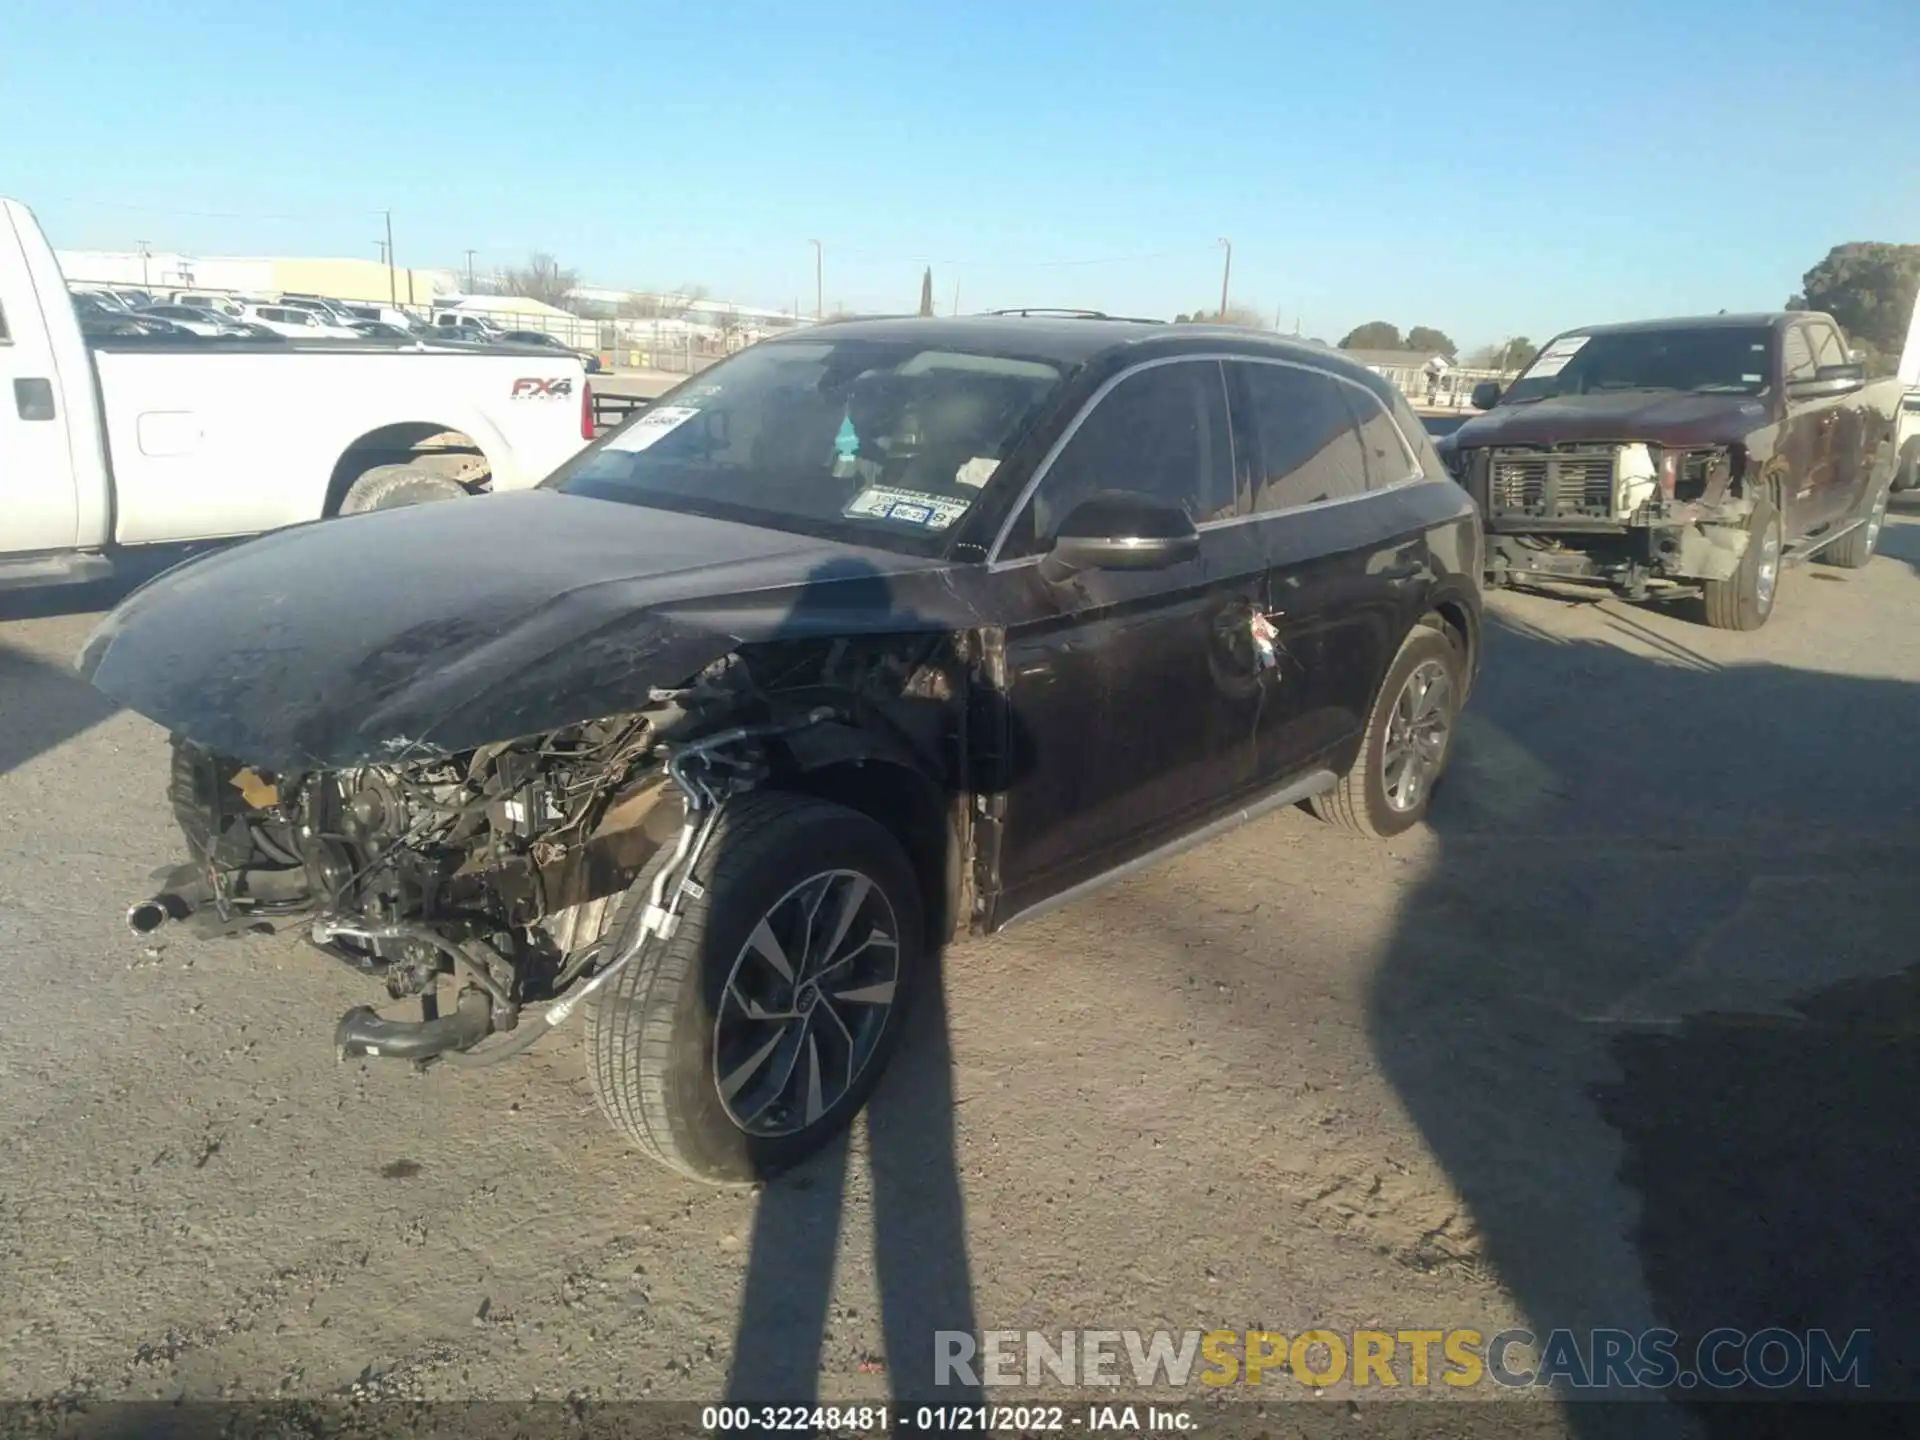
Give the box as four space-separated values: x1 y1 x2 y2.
1486 446 1618 520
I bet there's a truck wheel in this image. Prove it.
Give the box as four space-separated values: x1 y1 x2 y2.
338 464 468 514
1308 623 1463 839
1819 478 1891 570
1893 437 1920 493
1701 487 1781 631
585 791 923 1186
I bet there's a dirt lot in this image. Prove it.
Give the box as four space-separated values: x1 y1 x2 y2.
4 509 1919 1437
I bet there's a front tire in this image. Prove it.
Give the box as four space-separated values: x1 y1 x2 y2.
585 791 923 1185
1309 623 1463 839
1701 485 1781 630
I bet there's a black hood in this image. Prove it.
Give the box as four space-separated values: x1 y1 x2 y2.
79 490 970 771
1448 390 1770 449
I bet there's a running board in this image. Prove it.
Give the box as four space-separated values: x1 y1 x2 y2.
995 767 1339 931
1784 518 1860 563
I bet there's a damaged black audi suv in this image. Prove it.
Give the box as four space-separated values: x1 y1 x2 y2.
81 314 1482 1183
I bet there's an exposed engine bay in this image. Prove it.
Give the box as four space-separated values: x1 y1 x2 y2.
129 638 966 1067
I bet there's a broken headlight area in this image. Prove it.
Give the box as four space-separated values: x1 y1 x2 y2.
137 710 682 1045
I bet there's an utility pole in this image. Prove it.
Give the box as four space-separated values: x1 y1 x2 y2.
1217 237 1232 321
808 240 823 320
384 209 397 308
135 240 150 288
951 276 961 316
464 249 477 294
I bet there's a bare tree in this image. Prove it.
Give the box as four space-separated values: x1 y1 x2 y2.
497 253 580 308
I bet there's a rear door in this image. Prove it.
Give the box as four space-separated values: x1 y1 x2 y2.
0 206 82 554
1225 359 1426 781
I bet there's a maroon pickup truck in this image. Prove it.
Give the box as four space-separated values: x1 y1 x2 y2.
1436 312 1903 629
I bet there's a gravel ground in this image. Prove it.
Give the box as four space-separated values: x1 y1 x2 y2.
3 507 1918 1438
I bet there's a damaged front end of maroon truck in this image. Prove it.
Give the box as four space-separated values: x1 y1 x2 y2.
1442 312 1902 630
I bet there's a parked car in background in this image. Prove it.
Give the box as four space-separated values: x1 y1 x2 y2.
169 291 248 320
1 194 595 591
1437 312 1903 630
140 304 255 337
499 328 604 372
433 309 507 340
81 313 1482 1184
278 294 364 327
71 286 150 313
239 303 362 339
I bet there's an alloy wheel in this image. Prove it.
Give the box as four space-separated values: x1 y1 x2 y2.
712 869 900 1137
1382 659 1454 813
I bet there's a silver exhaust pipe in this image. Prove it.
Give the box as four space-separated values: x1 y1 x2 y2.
126 897 176 935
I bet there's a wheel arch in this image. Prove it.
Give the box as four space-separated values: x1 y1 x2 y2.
768 728 961 952
323 420 501 515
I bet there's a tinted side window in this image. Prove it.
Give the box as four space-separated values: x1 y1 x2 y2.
1002 361 1233 560
1350 387 1420 488
1232 362 1369 511
1782 325 1817 381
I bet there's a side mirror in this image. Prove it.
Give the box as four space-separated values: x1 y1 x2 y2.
1787 362 1866 401
1040 492 1200 580
1469 380 1503 411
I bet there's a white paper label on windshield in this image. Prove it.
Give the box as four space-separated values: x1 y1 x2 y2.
843 485 970 530
1522 335 1591 379
607 405 701 452
955 456 999 489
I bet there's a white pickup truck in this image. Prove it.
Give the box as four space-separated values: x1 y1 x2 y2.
1 197 596 591
1896 292 1920 493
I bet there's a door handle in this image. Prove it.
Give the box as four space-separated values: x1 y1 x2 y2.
14 377 56 421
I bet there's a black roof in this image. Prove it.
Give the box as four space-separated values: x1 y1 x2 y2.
1570 312 1804 336
762 314 1381 385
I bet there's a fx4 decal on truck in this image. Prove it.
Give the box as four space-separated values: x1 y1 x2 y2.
511 377 575 399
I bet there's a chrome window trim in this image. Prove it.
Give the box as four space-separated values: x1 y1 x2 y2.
984 351 1431 570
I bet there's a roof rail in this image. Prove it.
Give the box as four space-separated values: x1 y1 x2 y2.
982 307 1166 324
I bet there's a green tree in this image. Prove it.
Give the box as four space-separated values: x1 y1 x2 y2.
1787 242 1920 375
1404 325 1458 359
1468 337 1535 371
1178 304 1266 326
1339 321 1403 351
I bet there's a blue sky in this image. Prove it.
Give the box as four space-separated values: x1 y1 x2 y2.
4 0 1916 349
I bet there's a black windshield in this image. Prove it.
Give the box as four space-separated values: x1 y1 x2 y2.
1504 327 1775 402
551 337 1069 551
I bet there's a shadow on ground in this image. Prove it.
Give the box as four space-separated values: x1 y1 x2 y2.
1367 608 1920 1435
0 641 121 775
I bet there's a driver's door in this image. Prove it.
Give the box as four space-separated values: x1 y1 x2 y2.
986 358 1275 923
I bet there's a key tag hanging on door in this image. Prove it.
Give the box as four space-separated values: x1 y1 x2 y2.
1249 611 1281 671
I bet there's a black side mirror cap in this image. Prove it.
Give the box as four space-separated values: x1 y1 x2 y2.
1041 492 1201 581
1470 380 1503 411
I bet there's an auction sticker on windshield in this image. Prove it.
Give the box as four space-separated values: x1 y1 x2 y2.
1522 335 1591 379
843 486 971 530
607 405 701 452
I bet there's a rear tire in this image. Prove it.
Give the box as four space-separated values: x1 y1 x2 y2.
1701 485 1781 630
1309 623 1463 839
338 464 468 514
585 791 923 1185
1819 477 1891 569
